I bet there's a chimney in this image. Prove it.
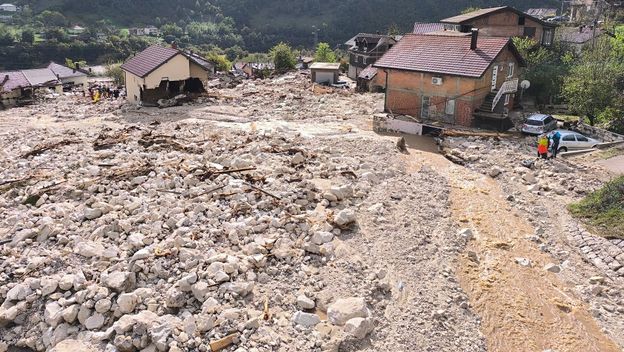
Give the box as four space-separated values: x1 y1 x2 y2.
171 41 178 50
75 62 80 71
470 28 479 50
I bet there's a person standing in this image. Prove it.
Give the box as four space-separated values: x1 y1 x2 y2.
537 134 549 159
550 130 562 158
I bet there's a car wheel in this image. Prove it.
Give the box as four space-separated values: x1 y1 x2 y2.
559 147 568 153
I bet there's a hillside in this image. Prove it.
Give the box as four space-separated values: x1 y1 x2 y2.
14 0 560 50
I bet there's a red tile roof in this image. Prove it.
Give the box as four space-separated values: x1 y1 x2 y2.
121 45 180 78
0 71 30 93
374 34 522 78
441 6 555 27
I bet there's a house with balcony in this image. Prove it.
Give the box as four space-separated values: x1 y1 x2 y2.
373 30 525 131
344 33 401 80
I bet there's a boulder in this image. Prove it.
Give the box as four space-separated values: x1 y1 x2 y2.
297 294 316 310
327 297 368 326
333 209 356 227
292 311 320 327
344 317 374 339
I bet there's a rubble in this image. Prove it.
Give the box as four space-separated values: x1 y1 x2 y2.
1 73 622 351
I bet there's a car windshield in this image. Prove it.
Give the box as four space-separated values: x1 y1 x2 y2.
525 119 544 126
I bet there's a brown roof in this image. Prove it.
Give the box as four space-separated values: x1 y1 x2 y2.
0 71 30 93
441 6 555 27
374 33 524 78
121 45 180 78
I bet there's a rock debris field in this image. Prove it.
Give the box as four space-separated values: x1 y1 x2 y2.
0 73 623 352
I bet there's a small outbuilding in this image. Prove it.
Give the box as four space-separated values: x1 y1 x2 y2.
310 63 341 85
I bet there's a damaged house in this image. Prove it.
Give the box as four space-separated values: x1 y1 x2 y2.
374 31 525 131
345 33 401 81
121 45 215 105
0 71 31 108
47 61 89 91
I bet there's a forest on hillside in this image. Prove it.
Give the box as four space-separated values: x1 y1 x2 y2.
12 0 560 50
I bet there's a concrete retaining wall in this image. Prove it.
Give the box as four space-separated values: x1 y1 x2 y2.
575 123 624 143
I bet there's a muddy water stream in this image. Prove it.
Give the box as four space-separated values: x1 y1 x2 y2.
402 148 620 352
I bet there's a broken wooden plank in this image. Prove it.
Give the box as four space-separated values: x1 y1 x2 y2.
21 140 80 158
209 333 239 351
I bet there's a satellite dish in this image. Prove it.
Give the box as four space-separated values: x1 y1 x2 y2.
520 80 531 89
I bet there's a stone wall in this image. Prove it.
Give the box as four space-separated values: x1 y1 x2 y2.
575 123 624 143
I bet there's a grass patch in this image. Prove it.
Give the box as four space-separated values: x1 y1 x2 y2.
568 176 624 239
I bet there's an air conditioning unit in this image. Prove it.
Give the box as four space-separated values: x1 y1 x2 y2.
432 77 443 85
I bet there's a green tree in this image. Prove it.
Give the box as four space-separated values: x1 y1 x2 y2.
562 38 623 125
461 7 481 14
105 63 125 85
21 29 35 44
206 52 232 71
65 58 87 69
37 10 67 27
387 23 401 36
161 23 184 38
314 42 336 62
270 42 296 72
0 24 15 46
512 37 574 104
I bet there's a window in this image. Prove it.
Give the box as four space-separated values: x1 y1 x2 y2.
507 63 515 78
523 27 536 38
563 135 575 141
505 94 511 106
576 135 588 142
543 116 553 124
445 99 456 116
542 29 554 46
518 16 526 25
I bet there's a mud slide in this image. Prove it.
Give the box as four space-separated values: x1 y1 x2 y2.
403 150 620 352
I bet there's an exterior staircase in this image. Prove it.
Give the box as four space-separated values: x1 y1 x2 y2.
473 90 513 131
478 90 498 113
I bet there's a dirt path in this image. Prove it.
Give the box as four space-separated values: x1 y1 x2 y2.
403 149 621 352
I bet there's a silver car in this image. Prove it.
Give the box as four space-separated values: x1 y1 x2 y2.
550 130 600 152
521 114 558 135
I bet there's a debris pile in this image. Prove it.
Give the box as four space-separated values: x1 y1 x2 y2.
2 117 473 351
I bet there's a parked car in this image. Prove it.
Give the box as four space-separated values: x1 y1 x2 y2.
521 114 558 135
547 15 569 22
549 130 600 152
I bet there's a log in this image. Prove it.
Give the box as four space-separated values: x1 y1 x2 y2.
209 333 239 351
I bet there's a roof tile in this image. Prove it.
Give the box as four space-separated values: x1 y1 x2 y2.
121 45 180 78
374 34 512 78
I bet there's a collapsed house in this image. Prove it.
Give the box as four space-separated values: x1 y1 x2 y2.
121 45 215 105
0 68 63 108
0 71 31 108
47 62 89 91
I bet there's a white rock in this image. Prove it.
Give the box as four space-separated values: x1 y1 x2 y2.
102 271 136 292
62 305 80 323
333 209 356 227
6 284 31 301
291 153 305 165
292 311 320 327
522 173 537 184
94 298 112 313
40 278 58 296
458 228 474 240
117 293 138 314
489 167 504 178
311 232 334 245
515 257 532 267
297 295 315 310
222 282 254 296
327 297 368 326
84 313 105 330
191 282 209 302
74 241 105 257
44 302 63 326
344 317 374 339
165 287 186 308
0 302 27 327
84 208 103 220
58 275 75 291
